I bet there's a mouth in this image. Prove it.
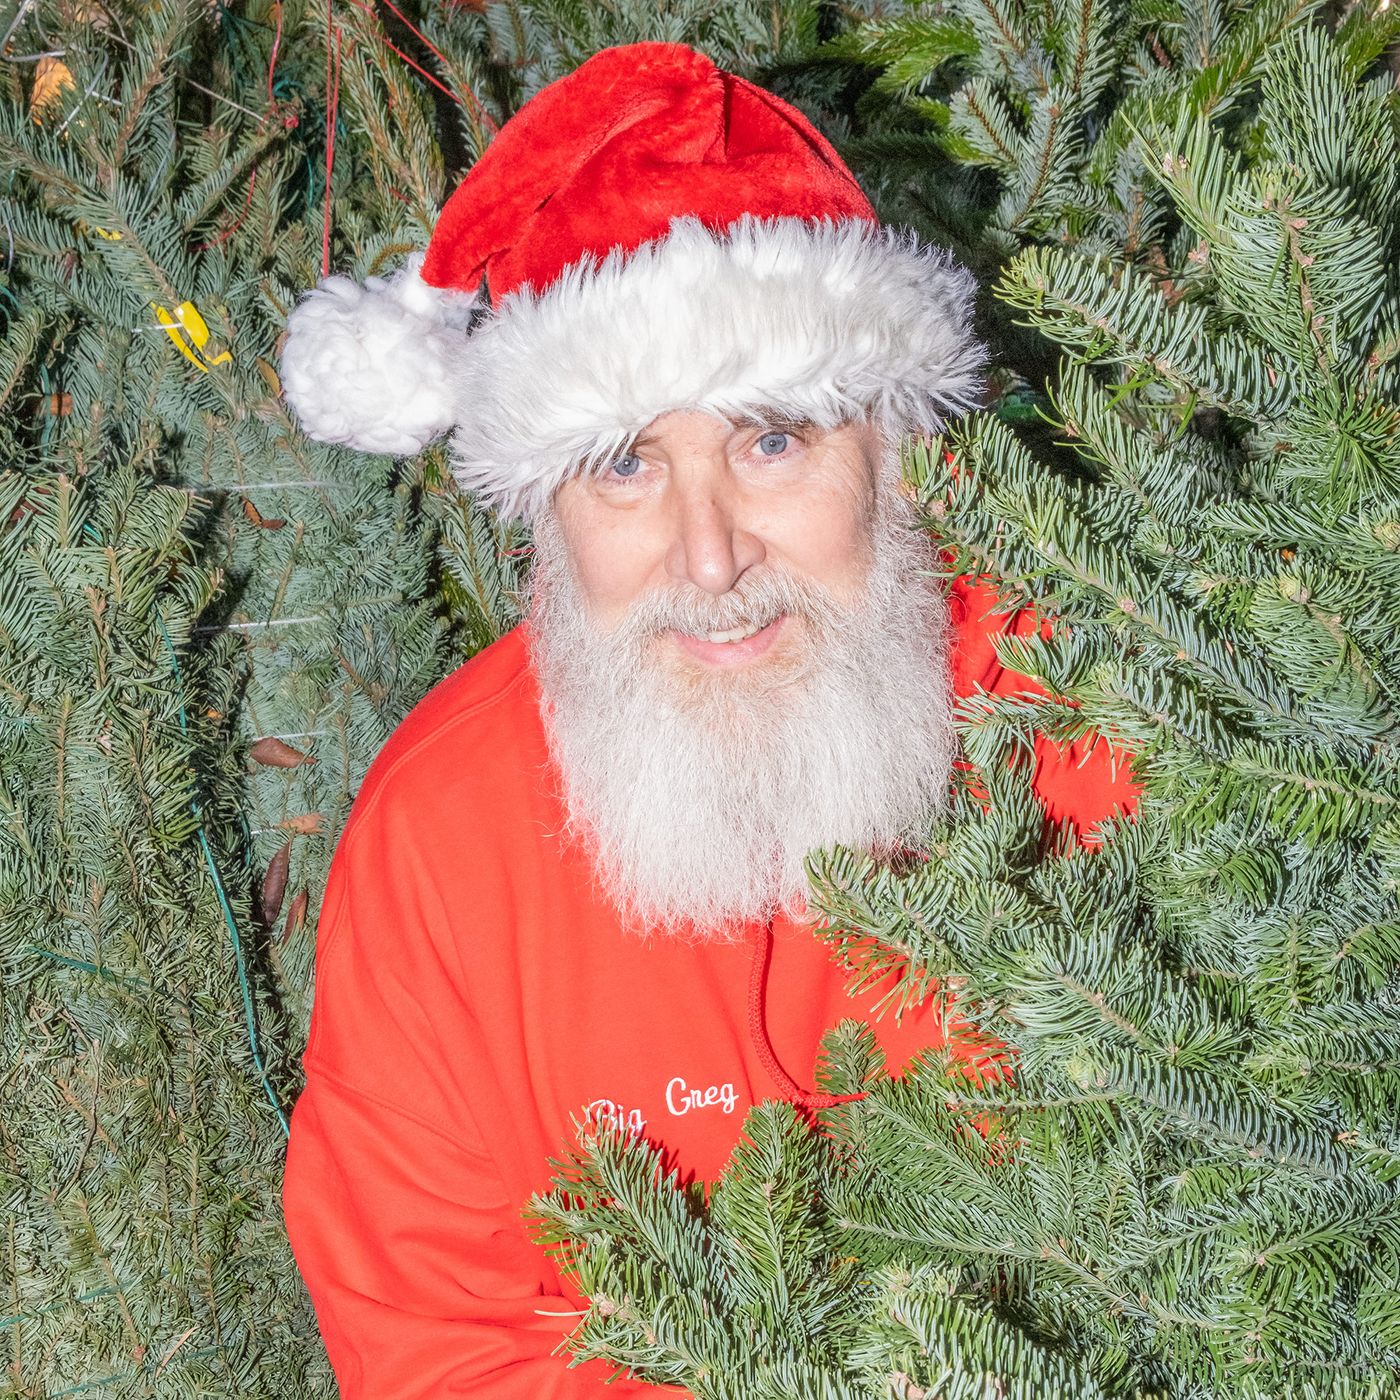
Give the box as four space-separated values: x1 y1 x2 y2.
669 615 787 667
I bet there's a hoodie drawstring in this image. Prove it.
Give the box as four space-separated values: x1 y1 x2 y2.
747 921 869 1111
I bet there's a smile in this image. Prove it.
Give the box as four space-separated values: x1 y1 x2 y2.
670 615 787 666
700 620 765 644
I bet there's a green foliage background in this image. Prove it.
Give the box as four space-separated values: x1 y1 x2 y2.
1 0 1397 1395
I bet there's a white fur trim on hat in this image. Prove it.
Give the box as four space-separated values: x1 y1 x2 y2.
280 251 482 457
449 217 986 520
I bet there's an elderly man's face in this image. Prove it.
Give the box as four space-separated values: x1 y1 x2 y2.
529 408 954 937
551 410 882 668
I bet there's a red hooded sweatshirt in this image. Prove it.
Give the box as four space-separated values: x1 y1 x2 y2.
283 578 1137 1399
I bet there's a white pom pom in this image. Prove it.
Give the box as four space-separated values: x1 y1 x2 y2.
280 252 481 456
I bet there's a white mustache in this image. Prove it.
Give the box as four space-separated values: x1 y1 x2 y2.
611 569 834 643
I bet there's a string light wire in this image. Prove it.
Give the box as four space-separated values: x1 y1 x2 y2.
156 609 291 1138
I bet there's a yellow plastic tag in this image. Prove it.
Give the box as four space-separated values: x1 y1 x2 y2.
75 220 123 241
153 304 208 371
152 300 232 371
176 301 233 367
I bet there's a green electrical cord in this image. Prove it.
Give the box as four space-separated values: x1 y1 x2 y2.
155 608 291 1138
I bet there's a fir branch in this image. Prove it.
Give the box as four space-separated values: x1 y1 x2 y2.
997 246 1289 418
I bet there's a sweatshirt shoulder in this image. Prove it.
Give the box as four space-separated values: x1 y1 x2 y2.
343 626 537 839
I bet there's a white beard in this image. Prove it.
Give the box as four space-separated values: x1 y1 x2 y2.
527 488 955 940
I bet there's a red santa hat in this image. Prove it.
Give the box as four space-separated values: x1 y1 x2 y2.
280 43 985 520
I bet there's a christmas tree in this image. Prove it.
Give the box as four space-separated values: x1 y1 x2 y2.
531 7 1400 1398
0 0 835 1392
0 0 476 1387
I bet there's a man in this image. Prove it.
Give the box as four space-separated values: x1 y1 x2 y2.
279 42 1135 1399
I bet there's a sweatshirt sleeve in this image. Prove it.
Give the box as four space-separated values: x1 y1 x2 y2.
283 794 664 1400
947 575 1140 839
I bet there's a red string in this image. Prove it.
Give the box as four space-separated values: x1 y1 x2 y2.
321 17 342 278
746 924 868 1112
378 0 453 74
342 0 461 103
377 0 498 135
381 31 459 101
340 0 498 136
313 0 500 276
194 171 258 251
193 3 288 253
267 0 285 104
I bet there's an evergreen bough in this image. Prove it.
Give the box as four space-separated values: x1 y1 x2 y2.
532 11 1400 1399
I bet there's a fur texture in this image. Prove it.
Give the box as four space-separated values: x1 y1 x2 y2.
449 217 986 520
280 252 481 456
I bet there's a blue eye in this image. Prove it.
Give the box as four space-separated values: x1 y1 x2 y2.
757 431 791 456
610 453 643 478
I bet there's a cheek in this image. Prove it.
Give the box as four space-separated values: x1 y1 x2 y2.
767 479 876 597
552 487 666 624
572 542 652 621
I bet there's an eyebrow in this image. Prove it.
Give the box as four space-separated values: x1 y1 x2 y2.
629 412 823 451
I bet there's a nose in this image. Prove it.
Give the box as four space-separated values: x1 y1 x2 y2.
662 469 766 596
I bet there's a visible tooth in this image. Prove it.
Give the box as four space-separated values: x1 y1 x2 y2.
703 621 762 644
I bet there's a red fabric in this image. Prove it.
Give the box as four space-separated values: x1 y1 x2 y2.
419 43 875 306
947 575 1138 837
284 602 1139 1400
